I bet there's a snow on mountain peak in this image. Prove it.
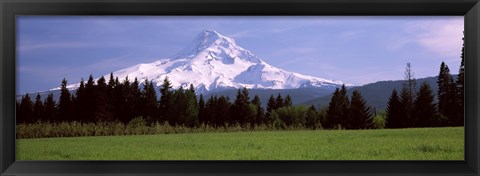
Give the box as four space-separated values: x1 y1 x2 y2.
53 30 348 94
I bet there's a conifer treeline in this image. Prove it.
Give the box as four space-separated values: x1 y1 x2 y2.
16 74 326 128
385 41 465 128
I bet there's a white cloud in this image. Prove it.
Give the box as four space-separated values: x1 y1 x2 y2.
406 18 464 59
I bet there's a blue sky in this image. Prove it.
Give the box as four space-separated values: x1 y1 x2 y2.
17 16 464 94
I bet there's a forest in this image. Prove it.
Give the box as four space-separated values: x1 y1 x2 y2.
16 38 465 138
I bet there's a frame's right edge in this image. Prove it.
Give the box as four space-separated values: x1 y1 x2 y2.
465 1 479 174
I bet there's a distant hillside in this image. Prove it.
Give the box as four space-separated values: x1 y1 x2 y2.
204 87 334 107
303 75 457 111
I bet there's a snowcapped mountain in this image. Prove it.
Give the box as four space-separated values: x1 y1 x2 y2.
53 30 348 94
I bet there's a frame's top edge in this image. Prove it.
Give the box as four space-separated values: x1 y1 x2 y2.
2 0 480 3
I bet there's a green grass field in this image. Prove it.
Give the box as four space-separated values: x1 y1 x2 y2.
17 127 463 160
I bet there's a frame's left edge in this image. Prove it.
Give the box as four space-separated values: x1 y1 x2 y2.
0 0 17 175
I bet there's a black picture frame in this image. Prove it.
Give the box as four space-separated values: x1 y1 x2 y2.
1 0 479 175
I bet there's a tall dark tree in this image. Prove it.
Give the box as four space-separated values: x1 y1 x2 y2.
284 95 293 107
159 76 173 122
82 74 98 122
95 76 113 121
43 93 57 122
275 94 284 109
348 90 373 129
112 76 124 121
198 94 207 125
232 87 253 125
127 77 142 120
74 78 87 122
32 93 44 122
168 87 198 127
325 85 349 129
399 86 414 127
215 96 231 126
456 35 465 125
306 105 320 129
266 94 277 123
251 95 265 125
58 78 73 122
437 62 460 125
141 80 158 123
385 89 402 128
18 94 33 123
413 82 437 127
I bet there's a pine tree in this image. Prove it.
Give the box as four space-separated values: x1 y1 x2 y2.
284 95 293 107
81 74 98 122
399 86 414 127
251 95 265 125
266 94 277 124
385 89 402 128
437 62 459 125
32 93 44 122
43 93 57 122
215 96 231 126
413 82 437 127
95 76 113 122
232 87 252 125
306 105 320 129
74 78 86 122
141 80 158 123
159 76 173 123
59 78 73 122
456 35 465 125
275 94 284 109
328 85 350 129
18 94 33 123
348 90 373 129
198 94 207 125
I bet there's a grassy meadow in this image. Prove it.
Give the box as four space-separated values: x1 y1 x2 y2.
17 127 463 160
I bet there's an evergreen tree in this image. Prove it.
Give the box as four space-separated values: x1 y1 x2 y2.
43 93 57 122
413 82 437 127
325 85 350 129
348 90 373 129
198 94 207 125
58 78 73 122
456 36 465 124
399 86 414 127
159 76 173 122
32 93 44 122
251 95 265 125
82 74 98 122
385 89 402 128
437 62 459 125
74 78 87 122
232 87 252 125
215 96 231 126
206 95 218 125
168 87 198 127
284 95 293 107
112 77 124 121
18 94 33 123
266 94 277 124
141 80 158 123
95 76 113 121
306 105 320 129
275 94 284 109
